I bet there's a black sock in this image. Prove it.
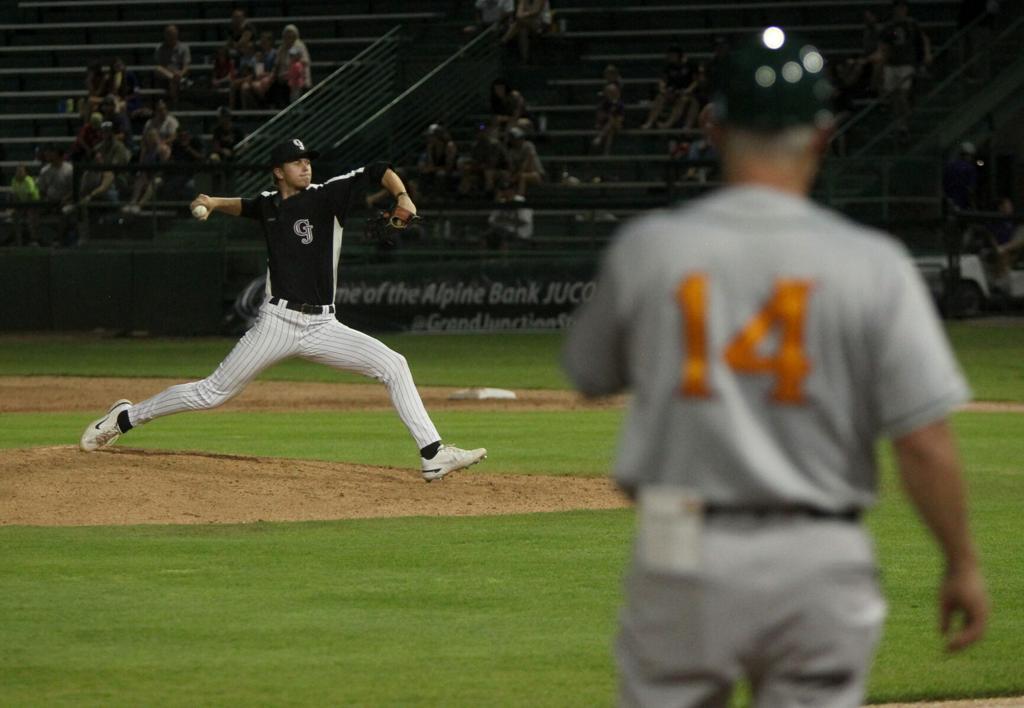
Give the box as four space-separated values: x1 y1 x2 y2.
420 441 441 459
117 409 134 433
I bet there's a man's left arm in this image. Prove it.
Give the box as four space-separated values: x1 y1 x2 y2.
562 237 630 397
380 167 416 216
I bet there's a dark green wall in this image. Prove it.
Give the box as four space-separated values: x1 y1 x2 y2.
0 249 226 335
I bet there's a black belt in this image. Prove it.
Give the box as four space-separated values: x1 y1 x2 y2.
269 296 335 315
703 504 862 522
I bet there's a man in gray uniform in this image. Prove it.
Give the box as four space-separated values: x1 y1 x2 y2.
563 28 988 708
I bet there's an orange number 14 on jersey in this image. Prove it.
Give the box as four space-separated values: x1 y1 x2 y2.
677 274 814 404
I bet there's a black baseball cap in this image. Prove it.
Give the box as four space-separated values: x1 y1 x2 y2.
270 137 320 166
712 27 833 132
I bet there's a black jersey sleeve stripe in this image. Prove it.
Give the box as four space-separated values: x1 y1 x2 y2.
240 196 260 220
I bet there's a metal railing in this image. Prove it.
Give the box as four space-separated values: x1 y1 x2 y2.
325 23 500 168
232 26 403 196
816 154 943 223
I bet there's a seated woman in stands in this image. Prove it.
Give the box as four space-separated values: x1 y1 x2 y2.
122 127 169 215
490 79 533 137
108 57 144 124
593 81 625 155
502 0 552 63
211 47 236 92
506 126 545 197
80 61 111 123
270 24 310 108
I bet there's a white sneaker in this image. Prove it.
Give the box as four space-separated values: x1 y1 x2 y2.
80 399 132 452
421 444 487 482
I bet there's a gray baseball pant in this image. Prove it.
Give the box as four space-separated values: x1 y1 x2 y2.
617 516 886 708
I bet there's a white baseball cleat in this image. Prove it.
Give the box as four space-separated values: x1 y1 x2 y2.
79 399 132 452
421 444 488 482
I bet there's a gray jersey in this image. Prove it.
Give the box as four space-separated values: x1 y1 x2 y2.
564 185 969 510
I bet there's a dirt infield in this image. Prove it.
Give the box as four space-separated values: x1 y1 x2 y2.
0 446 629 527
0 376 630 527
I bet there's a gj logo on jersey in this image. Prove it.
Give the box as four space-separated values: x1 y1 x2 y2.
293 218 314 245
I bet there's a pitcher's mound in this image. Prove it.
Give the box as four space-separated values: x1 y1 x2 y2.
0 446 629 527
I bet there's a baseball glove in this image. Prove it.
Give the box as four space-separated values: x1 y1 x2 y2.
365 206 422 246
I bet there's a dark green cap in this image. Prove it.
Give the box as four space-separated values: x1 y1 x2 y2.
712 27 834 131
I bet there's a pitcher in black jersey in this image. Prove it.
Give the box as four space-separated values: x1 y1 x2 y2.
81 137 487 482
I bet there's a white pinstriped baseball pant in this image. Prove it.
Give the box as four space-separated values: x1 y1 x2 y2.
127 301 441 448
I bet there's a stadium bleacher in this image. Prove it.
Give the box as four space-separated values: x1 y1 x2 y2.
1 0 1020 250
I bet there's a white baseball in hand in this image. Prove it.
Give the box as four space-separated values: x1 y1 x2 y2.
192 205 209 219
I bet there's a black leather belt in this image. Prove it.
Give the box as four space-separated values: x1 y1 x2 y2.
269 296 335 315
703 504 862 522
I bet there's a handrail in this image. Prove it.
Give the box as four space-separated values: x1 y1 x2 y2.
829 9 992 149
849 12 1024 157
326 23 500 166
234 26 400 154
232 26 402 195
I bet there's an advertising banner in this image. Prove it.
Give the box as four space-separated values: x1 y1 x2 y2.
238 258 601 333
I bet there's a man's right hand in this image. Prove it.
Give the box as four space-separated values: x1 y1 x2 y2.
940 564 989 652
191 194 214 220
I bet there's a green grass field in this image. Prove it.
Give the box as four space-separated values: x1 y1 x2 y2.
1 324 1023 706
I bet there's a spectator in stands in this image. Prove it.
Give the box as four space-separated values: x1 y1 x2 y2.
109 57 144 122
271 25 310 108
225 9 257 60
706 35 731 87
828 57 864 156
459 120 508 197
123 127 169 215
502 0 552 63
959 0 999 83
242 31 278 108
943 142 979 212
593 81 625 155
286 47 310 103
506 126 544 197
99 94 132 143
417 123 460 197
879 0 931 143
862 11 884 95
465 0 514 34
35 144 75 246
231 39 257 109
211 47 236 92
94 121 132 198
988 196 1024 284
69 112 105 163
236 33 276 110
603 63 622 90
666 62 713 132
490 78 532 136
73 144 121 232
641 45 693 130
679 103 718 183
7 163 40 246
485 178 533 251
154 24 191 108
81 60 111 122
142 99 179 147
163 126 205 200
209 107 242 163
